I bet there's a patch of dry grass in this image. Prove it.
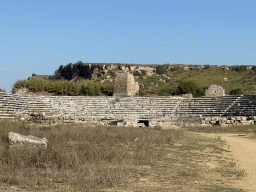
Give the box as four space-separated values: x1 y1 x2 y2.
185 125 256 134
0 119 184 191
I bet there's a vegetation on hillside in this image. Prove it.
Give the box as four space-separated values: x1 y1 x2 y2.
12 63 256 96
134 65 256 96
13 78 114 96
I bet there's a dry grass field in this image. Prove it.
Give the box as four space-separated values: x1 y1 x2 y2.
0 119 251 191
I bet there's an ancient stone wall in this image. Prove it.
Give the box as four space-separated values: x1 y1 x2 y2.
205 85 226 97
1 92 256 127
114 71 139 96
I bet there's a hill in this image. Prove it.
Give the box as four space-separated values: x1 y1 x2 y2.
10 61 256 97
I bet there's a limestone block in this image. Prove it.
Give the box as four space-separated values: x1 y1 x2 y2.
218 119 224 124
117 122 124 126
199 124 209 127
236 116 241 121
73 120 83 124
8 132 48 149
210 120 216 124
241 117 247 121
240 121 250 125
248 120 254 124
205 85 225 97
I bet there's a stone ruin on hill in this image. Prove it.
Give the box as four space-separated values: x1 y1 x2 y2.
205 85 226 97
114 71 139 96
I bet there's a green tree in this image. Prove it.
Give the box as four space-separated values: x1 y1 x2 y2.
230 88 243 95
156 66 167 75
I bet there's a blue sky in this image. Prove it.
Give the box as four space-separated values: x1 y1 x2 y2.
0 0 255 92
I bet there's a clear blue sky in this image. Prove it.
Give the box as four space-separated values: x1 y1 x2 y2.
0 0 255 92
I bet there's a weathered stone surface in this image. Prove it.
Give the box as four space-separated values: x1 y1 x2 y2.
8 132 48 148
114 71 139 96
1 91 256 128
205 85 225 97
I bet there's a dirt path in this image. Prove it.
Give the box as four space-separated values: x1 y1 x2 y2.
198 132 256 191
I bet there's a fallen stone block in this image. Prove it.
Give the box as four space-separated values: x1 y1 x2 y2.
210 120 216 124
220 124 228 127
236 116 241 121
73 120 83 124
8 132 48 149
39 112 45 117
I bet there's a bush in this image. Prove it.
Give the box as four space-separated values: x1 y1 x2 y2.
159 87 178 96
0 88 5 92
169 67 180 72
232 65 247 73
177 81 204 97
252 66 256 72
156 66 167 75
230 88 243 95
177 81 197 95
133 71 143 79
204 64 210 69
100 82 114 96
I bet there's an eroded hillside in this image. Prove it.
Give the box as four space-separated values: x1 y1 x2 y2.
11 62 256 96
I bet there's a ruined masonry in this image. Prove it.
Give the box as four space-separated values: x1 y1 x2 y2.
114 70 139 96
1 92 256 127
1 72 256 127
205 85 226 97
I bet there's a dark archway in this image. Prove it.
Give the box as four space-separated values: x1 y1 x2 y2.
138 120 149 127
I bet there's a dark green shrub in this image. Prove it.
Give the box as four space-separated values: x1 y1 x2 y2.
0 88 5 92
169 67 180 72
133 71 143 79
100 83 114 96
177 81 198 95
230 88 243 95
141 70 147 76
232 65 247 73
79 83 96 96
156 66 167 75
159 87 178 96
252 66 256 72
177 81 204 96
109 70 116 77
204 64 210 69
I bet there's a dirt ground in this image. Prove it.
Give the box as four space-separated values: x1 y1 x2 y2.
199 132 256 192
125 131 249 192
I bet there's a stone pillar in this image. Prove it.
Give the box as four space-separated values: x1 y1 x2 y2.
114 71 139 96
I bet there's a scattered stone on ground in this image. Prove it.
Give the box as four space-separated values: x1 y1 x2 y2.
8 132 48 149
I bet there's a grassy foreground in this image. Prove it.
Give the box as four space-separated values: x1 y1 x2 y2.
0 120 247 191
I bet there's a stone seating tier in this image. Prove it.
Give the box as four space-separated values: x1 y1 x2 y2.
1 93 256 122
